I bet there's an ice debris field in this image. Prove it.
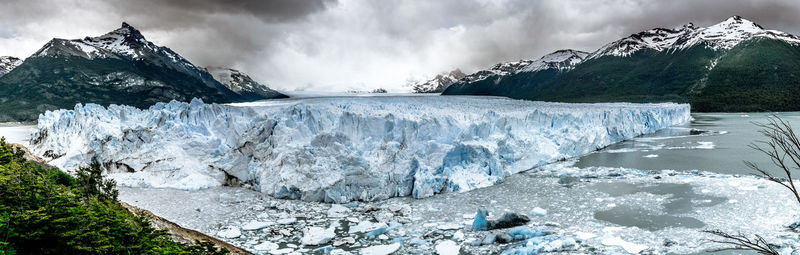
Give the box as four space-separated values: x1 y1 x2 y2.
117 160 800 255
30 96 689 202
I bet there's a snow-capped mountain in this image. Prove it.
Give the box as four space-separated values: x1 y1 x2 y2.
0 56 22 77
205 67 287 100
33 22 209 81
589 16 800 59
0 22 285 122
444 16 800 112
411 69 466 93
458 49 589 84
460 60 533 83
518 49 590 73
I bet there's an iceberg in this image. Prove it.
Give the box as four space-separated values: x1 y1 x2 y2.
30 96 689 202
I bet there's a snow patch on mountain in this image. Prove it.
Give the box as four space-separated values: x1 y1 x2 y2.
412 69 466 93
518 50 590 73
0 56 22 77
30 97 689 202
589 24 698 58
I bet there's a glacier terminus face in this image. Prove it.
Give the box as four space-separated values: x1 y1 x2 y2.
30 96 689 203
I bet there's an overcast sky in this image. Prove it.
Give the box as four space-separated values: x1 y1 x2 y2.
1 0 799 92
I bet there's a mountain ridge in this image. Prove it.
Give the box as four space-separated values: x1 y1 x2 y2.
443 16 800 112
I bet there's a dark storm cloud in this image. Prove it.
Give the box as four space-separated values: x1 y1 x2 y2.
1 0 800 91
109 0 335 28
118 0 334 23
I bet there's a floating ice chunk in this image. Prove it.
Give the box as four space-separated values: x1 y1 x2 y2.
301 226 335 245
508 226 550 241
366 226 389 239
644 154 659 158
408 237 427 246
330 249 353 255
349 221 388 234
575 232 596 240
328 204 351 218
333 237 356 246
216 227 241 239
531 207 547 217
313 246 333 253
501 236 576 255
277 218 297 225
605 148 641 153
452 231 465 241
601 237 648 254
696 141 715 149
242 220 273 231
435 240 461 255
360 243 401 255
254 241 279 251
473 209 489 231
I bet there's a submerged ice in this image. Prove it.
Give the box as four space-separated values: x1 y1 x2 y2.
30 96 689 202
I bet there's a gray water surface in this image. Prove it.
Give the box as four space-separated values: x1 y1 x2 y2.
577 112 800 176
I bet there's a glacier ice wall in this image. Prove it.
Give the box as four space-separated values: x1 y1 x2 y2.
30 96 690 202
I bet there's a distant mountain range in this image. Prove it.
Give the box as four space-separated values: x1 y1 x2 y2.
204 67 286 101
443 16 800 112
0 22 286 121
411 69 466 93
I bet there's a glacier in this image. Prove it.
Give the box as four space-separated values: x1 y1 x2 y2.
30 96 689 202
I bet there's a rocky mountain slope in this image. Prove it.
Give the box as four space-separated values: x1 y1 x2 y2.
0 56 22 77
205 67 287 101
443 16 800 112
412 69 466 93
0 22 286 121
444 49 589 97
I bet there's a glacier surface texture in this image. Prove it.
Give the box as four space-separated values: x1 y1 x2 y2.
31 96 690 202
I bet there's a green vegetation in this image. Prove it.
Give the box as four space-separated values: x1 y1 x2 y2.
443 38 800 112
443 69 562 98
0 138 229 254
693 38 800 112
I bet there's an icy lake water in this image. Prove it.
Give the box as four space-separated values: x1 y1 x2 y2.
576 112 800 176
0 124 35 145
3 111 799 254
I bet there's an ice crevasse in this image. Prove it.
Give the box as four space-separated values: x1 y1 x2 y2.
30 96 690 202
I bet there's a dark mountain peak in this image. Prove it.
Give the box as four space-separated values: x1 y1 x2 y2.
100 22 147 44
552 49 590 56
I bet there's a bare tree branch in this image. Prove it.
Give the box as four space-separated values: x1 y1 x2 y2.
746 115 800 204
703 230 778 255
704 115 800 254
